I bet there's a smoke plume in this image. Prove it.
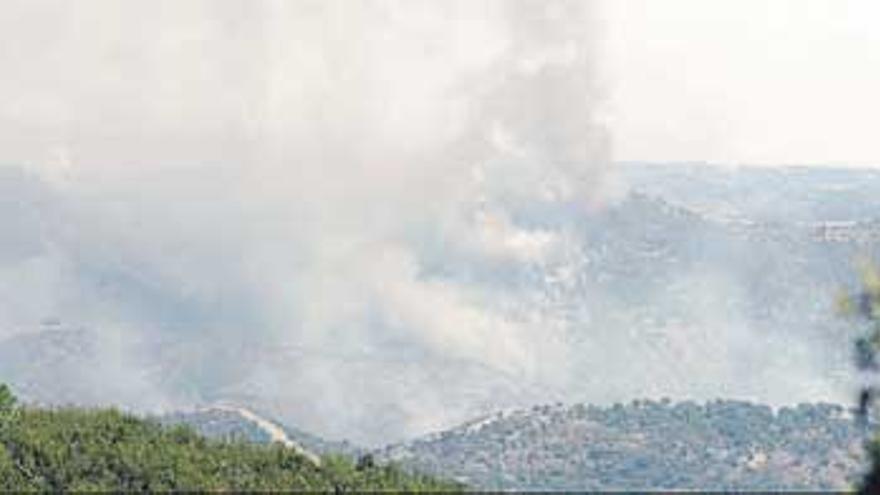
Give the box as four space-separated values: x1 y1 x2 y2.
0 0 616 443
0 1 851 445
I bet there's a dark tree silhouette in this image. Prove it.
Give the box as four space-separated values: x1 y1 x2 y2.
836 260 880 494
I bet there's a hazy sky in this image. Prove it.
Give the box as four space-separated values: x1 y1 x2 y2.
1 1 877 168
602 0 880 166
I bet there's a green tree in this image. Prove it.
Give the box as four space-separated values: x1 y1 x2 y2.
836 259 880 494
0 388 462 492
0 384 15 412
0 383 18 436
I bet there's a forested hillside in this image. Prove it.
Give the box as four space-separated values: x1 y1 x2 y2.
0 385 458 492
379 399 870 491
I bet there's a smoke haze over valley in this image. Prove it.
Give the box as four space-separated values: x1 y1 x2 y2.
0 0 877 449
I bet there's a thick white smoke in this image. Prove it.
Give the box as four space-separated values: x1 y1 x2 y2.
0 1 851 445
0 0 615 443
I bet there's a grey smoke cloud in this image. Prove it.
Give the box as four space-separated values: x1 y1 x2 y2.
0 0 614 443
0 1 852 445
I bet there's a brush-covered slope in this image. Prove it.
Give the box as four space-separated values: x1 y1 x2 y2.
160 408 364 459
379 399 869 491
0 387 458 492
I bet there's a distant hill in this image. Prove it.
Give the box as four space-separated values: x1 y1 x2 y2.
622 162 880 224
2 163 878 443
378 399 870 491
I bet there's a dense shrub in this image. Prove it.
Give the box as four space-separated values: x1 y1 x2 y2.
0 387 460 492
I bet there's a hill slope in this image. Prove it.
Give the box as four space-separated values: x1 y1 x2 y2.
0 390 458 492
160 408 364 460
378 399 869 491
1 164 876 443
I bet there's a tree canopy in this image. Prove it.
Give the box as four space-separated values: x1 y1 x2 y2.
0 386 459 492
